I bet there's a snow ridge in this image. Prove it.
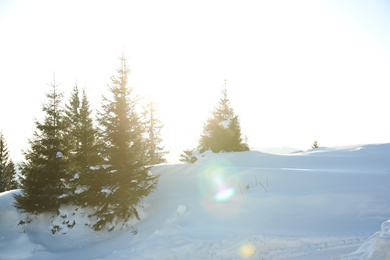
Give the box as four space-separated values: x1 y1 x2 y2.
0 143 390 259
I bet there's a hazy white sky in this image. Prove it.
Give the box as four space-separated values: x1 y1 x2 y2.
1 0 390 162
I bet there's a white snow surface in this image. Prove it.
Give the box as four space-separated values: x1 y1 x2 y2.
337 219 390 260
1 143 390 260
219 119 232 129
56 151 63 158
176 205 187 216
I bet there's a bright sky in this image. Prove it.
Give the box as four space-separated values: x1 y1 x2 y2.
1 0 390 163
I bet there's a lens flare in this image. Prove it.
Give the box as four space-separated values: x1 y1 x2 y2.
198 160 244 217
239 243 256 259
215 187 234 201
197 161 239 202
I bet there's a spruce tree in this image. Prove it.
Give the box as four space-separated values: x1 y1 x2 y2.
2 160 18 191
142 97 167 165
179 149 198 164
71 89 102 208
90 54 158 231
312 140 319 149
64 83 81 174
0 132 17 192
14 80 69 214
78 89 101 170
198 82 249 153
180 82 249 163
64 84 100 174
0 132 10 184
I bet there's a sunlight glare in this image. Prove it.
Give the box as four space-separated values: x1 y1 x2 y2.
197 159 245 217
239 243 256 259
198 161 239 202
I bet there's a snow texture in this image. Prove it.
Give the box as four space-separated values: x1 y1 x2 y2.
176 205 187 216
1 143 390 260
204 130 212 137
101 188 112 195
75 186 88 194
337 219 390 260
56 151 63 158
218 119 231 129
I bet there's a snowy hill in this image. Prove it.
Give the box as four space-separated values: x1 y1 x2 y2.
1 143 390 260
251 146 303 155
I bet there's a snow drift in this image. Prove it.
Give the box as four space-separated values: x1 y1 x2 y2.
337 219 390 260
0 143 390 259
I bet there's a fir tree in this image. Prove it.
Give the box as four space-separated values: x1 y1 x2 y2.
142 97 167 165
14 79 69 214
89 54 158 231
78 89 101 170
0 132 10 183
64 83 81 174
63 84 101 208
179 149 198 164
312 140 319 149
70 88 102 208
64 84 100 174
1 160 18 191
198 81 249 153
180 81 249 163
0 132 17 192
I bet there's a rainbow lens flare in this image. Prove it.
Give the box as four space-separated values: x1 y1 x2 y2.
198 160 239 202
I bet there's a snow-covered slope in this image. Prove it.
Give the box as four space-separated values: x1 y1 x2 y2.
1 143 389 260
337 219 390 260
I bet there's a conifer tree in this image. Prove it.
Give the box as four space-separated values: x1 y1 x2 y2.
142 97 167 165
312 140 319 149
70 89 102 208
0 132 17 192
179 149 198 164
180 81 249 163
1 160 18 191
78 89 101 169
14 79 69 214
64 83 81 174
198 81 249 153
64 84 100 174
89 54 158 231
0 132 10 182
63 84 101 208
